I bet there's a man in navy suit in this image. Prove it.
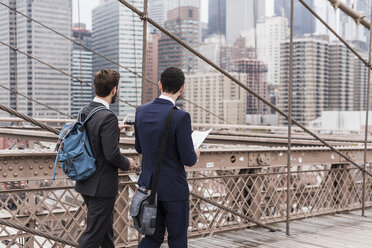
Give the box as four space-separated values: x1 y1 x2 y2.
135 67 200 247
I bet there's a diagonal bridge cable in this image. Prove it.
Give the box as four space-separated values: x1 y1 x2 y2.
0 103 59 135
118 0 372 178
0 1 226 123
0 40 136 109
0 84 72 118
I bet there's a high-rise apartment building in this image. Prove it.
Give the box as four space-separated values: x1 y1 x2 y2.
235 59 268 115
184 72 247 124
148 0 200 33
256 16 288 85
158 6 200 76
328 43 354 111
353 53 369 111
208 0 226 36
0 0 17 116
274 0 315 36
0 0 72 118
142 32 161 104
279 35 329 126
198 34 225 72
71 23 93 118
226 0 265 45
92 0 143 117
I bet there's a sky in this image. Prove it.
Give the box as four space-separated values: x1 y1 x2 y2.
73 0 210 30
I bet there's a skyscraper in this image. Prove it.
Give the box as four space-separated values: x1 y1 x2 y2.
0 0 72 118
184 72 247 124
92 0 143 117
279 35 329 126
142 32 161 104
71 23 93 118
256 16 288 86
235 58 268 115
148 0 200 33
329 43 354 111
226 0 265 45
274 0 315 36
208 0 226 36
353 53 369 111
158 6 200 76
0 0 17 116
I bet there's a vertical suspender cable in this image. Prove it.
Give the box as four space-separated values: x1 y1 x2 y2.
141 0 148 105
132 0 138 108
362 2 372 217
77 0 83 107
286 0 294 236
12 0 17 111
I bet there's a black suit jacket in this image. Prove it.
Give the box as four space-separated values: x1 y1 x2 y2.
75 101 130 197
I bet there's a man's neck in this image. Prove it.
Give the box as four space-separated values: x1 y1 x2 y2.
161 92 178 102
96 96 111 105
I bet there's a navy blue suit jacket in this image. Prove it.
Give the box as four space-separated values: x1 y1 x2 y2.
135 98 197 201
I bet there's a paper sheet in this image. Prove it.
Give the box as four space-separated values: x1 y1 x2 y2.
192 129 212 149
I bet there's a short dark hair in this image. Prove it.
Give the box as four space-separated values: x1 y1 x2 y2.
94 69 120 97
160 67 185 94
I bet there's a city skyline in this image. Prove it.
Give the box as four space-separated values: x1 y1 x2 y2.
0 0 370 125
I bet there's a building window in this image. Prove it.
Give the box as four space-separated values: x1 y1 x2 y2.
189 10 193 18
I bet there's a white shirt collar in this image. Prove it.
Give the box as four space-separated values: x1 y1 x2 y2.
93 97 110 109
159 95 175 106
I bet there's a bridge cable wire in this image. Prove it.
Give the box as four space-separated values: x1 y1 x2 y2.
0 1 226 123
0 84 72 118
0 218 78 247
117 0 372 178
0 40 136 109
77 0 84 107
189 191 278 232
362 0 372 218
0 103 59 135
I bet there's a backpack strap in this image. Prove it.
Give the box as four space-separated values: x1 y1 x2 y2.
83 106 111 124
148 107 178 205
77 106 85 122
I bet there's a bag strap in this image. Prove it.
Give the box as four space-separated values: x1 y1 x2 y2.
82 106 111 124
148 107 178 204
77 106 85 122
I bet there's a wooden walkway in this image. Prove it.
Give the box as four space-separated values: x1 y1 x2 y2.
184 208 372 248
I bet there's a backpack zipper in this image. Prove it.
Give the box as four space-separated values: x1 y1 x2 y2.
81 140 92 157
71 152 84 165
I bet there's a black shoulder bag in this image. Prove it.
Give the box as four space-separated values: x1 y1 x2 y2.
130 107 177 235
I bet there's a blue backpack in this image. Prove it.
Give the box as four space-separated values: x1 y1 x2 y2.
52 106 110 181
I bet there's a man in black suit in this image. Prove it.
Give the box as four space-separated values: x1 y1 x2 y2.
75 69 134 248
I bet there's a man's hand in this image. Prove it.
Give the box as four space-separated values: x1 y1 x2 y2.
119 115 131 131
128 158 135 170
195 149 200 160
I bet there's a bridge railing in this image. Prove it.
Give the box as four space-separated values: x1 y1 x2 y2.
0 147 371 247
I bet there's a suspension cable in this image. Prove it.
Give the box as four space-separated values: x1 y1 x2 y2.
77 0 83 107
0 219 78 247
0 40 136 109
0 103 59 135
117 0 372 178
0 84 72 118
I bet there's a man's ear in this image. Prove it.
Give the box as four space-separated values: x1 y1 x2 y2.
179 85 185 94
111 86 117 95
158 81 163 91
